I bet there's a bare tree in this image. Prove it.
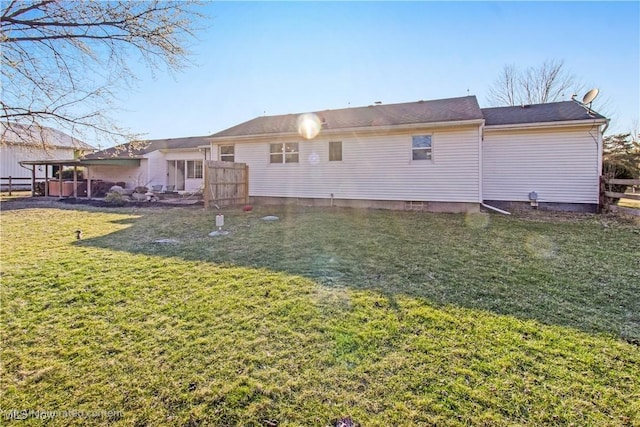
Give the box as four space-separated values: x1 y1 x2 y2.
487 59 582 106
1 0 204 148
487 64 518 106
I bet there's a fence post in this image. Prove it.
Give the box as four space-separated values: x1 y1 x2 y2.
8 176 12 196
244 165 249 204
204 161 209 209
599 175 606 213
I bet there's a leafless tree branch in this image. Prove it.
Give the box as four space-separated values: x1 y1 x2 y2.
487 59 584 107
1 0 205 149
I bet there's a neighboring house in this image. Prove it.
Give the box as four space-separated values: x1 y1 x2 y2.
1 122 94 186
82 136 210 192
207 96 607 212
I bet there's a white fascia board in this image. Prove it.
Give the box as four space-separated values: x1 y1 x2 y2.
207 119 485 143
158 147 201 153
484 119 608 132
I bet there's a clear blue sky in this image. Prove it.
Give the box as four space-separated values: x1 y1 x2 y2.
113 1 639 144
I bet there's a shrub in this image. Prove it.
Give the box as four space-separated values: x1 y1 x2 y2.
104 191 126 206
603 132 640 193
54 168 83 180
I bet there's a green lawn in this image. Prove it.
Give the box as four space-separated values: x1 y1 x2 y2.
1 202 639 426
619 197 640 209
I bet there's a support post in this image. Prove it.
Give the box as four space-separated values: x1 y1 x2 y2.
73 166 78 198
8 176 12 196
87 176 92 199
244 165 249 204
58 166 63 198
599 175 606 213
31 167 36 197
44 166 49 197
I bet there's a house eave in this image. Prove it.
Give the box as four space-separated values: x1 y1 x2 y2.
158 147 204 153
207 118 485 143
484 118 608 132
80 158 141 166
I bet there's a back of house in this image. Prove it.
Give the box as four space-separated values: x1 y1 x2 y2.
207 96 607 213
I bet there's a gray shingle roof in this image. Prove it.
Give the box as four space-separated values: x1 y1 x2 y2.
84 136 209 159
211 96 483 138
481 101 606 126
1 122 94 150
83 98 607 156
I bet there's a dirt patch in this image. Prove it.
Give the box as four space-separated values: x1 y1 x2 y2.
0 196 203 211
505 207 639 227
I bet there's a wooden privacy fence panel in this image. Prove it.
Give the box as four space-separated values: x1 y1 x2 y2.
600 177 640 216
204 161 248 208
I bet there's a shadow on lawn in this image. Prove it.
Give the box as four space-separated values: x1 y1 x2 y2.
76 204 640 343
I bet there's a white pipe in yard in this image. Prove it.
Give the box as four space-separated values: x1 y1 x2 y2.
481 203 511 215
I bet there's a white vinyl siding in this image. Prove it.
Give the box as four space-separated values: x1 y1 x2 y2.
86 161 148 190
482 127 599 204
217 126 480 203
0 144 76 179
85 149 205 191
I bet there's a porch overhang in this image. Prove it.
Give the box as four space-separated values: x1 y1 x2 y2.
19 158 141 198
19 158 141 167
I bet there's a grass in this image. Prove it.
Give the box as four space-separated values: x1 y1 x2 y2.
1 202 639 426
618 197 640 209
0 190 31 200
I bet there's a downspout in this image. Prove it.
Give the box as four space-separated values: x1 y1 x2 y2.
481 202 511 215
602 117 610 135
478 120 483 207
597 118 609 212
598 119 609 177
19 161 36 196
479 120 511 215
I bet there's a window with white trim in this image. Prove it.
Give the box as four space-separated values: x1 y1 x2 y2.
270 142 299 163
186 160 203 178
220 145 234 162
412 135 432 161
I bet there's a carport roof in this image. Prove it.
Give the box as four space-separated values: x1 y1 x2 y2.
20 158 141 167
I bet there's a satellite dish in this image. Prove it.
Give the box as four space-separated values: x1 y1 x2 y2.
582 88 599 105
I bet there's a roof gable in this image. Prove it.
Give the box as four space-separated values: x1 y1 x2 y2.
481 101 606 126
211 96 483 138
